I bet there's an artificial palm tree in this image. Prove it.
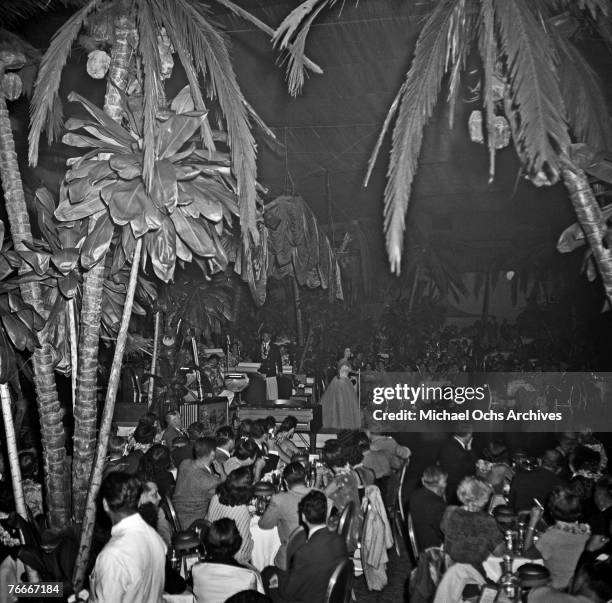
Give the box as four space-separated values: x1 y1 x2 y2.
28 0 261 526
0 33 70 529
273 0 612 301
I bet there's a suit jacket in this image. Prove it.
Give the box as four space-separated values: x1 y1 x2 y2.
508 467 566 512
409 487 447 550
259 343 282 377
162 425 187 449
172 443 194 468
437 437 476 504
259 485 313 569
172 460 220 530
277 527 348 603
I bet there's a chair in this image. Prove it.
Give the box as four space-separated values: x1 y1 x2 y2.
406 512 419 562
337 501 355 548
390 461 408 556
161 494 181 533
323 558 354 603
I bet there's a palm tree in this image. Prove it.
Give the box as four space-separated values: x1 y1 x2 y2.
0 33 70 529
272 0 612 300
28 0 261 526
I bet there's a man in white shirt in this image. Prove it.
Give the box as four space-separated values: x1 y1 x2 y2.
89 472 166 602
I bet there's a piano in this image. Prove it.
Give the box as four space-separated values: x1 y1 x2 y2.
236 399 322 452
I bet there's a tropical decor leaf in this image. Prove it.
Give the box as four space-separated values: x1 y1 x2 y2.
381 0 463 274
159 0 260 246
27 0 99 165
493 0 571 183
264 195 343 301
553 34 612 151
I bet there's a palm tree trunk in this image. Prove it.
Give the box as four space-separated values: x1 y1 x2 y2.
0 383 38 583
0 93 69 529
73 239 142 593
147 311 161 407
562 168 612 303
71 14 134 522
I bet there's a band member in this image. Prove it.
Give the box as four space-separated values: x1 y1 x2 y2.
258 331 282 401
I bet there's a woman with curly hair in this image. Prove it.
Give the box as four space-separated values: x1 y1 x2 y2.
206 467 254 564
441 476 504 576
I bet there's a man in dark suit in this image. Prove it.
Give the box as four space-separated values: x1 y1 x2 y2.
263 490 348 602
258 331 282 377
162 409 188 449
437 428 477 504
509 449 566 512
409 466 448 550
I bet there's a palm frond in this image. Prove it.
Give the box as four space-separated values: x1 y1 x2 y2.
553 34 612 151
28 0 99 167
381 0 461 274
493 0 571 180
0 0 77 26
478 0 497 181
212 0 323 76
137 0 163 191
272 0 337 96
160 0 259 245
446 0 477 129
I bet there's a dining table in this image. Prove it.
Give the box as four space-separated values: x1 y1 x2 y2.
249 514 281 571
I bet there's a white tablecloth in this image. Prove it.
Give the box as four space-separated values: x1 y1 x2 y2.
163 592 195 603
484 555 544 582
250 515 281 571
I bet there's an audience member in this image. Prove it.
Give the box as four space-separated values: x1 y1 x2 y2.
569 445 602 519
441 477 504 576
508 449 566 512
224 438 265 482
172 422 207 468
138 480 173 548
437 428 477 504
18 451 43 518
529 555 612 602
138 444 175 498
192 518 265 603
162 410 188 449
271 417 300 467
89 473 166 602
259 462 313 570
408 466 448 550
215 426 236 477
262 491 348 602
103 436 133 478
535 486 591 590
366 427 411 472
589 476 612 542
206 467 254 565
173 437 221 530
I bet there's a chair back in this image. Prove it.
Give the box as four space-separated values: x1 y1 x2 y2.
161 494 182 533
407 512 419 560
336 501 355 547
324 558 354 603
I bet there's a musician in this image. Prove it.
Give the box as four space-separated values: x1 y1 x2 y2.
258 331 282 401
259 332 282 377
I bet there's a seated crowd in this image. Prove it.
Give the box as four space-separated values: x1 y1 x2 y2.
407 427 612 602
86 410 407 602
83 410 612 602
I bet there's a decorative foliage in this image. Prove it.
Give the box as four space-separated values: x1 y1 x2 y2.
55 89 247 284
28 0 261 251
264 196 343 301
